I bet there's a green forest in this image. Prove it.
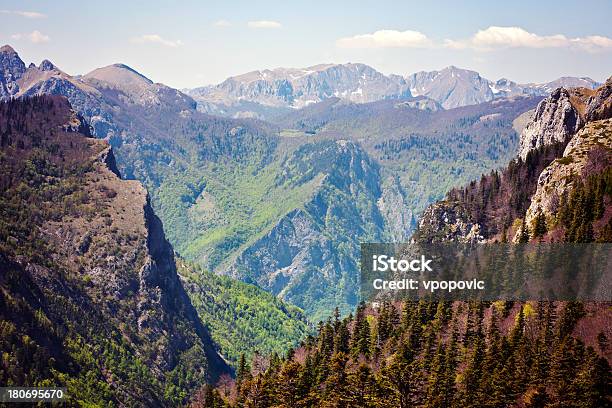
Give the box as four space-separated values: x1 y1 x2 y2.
195 300 610 408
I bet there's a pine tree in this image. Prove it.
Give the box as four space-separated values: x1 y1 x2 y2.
274 360 305 407
549 338 578 404
236 353 252 390
322 352 351 407
573 351 611 408
518 217 530 243
351 303 371 358
425 341 446 408
532 207 547 238
461 334 485 407
334 319 350 354
510 305 525 349
348 364 380 407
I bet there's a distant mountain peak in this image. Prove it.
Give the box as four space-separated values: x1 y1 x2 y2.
0 44 16 54
189 62 411 113
39 59 56 71
0 44 26 98
406 66 492 108
84 63 154 86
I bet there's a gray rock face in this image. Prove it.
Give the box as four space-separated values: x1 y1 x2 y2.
585 76 612 122
405 66 494 109
187 63 412 114
377 176 416 242
416 201 484 243
0 45 26 98
517 88 583 160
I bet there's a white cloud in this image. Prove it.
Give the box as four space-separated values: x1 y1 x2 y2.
570 35 612 51
213 19 231 27
0 9 46 18
447 26 612 52
336 29 432 49
10 30 50 43
247 20 282 29
131 34 183 48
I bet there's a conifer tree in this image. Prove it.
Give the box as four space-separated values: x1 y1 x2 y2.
348 364 380 407
322 352 351 407
274 360 306 407
518 217 530 243
532 207 547 238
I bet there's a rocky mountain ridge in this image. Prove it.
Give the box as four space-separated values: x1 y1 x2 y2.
0 96 229 405
186 62 600 117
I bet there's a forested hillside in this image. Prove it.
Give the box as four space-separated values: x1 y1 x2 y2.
0 96 228 405
179 260 312 367
196 300 610 407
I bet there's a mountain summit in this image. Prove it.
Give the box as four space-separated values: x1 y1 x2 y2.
405 66 494 109
0 44 27 98
186 62 412 118
185 62 601 117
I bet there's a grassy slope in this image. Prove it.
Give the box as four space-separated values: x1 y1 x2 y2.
178 260 312 367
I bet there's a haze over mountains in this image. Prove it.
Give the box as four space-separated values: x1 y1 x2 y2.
185 61 600 118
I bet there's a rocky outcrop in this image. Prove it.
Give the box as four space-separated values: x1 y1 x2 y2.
0 96 228 405
525 118 612 225
518 78 612 160
416 201 484 243
517 88 584 159
585 76 612 122
0 45 26 98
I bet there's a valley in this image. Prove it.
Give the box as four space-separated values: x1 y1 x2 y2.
0 45 550 320
0 40 610 407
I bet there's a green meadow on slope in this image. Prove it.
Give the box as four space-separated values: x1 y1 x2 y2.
178 260 312 367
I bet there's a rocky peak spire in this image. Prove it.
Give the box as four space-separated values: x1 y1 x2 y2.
39 59 56 71
0 44 26 98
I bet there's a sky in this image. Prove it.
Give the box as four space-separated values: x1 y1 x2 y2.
1 0 611 89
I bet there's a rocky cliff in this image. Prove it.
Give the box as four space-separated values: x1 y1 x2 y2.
416 77 612 244
0 96 228 406
517 88 585 159
517 77 612 159
523 118 612 231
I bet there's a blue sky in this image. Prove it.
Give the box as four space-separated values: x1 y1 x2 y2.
1 0 611 88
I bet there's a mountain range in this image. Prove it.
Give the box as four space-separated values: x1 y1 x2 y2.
185 62 599 118
0 43 605 320
0 44 548 321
